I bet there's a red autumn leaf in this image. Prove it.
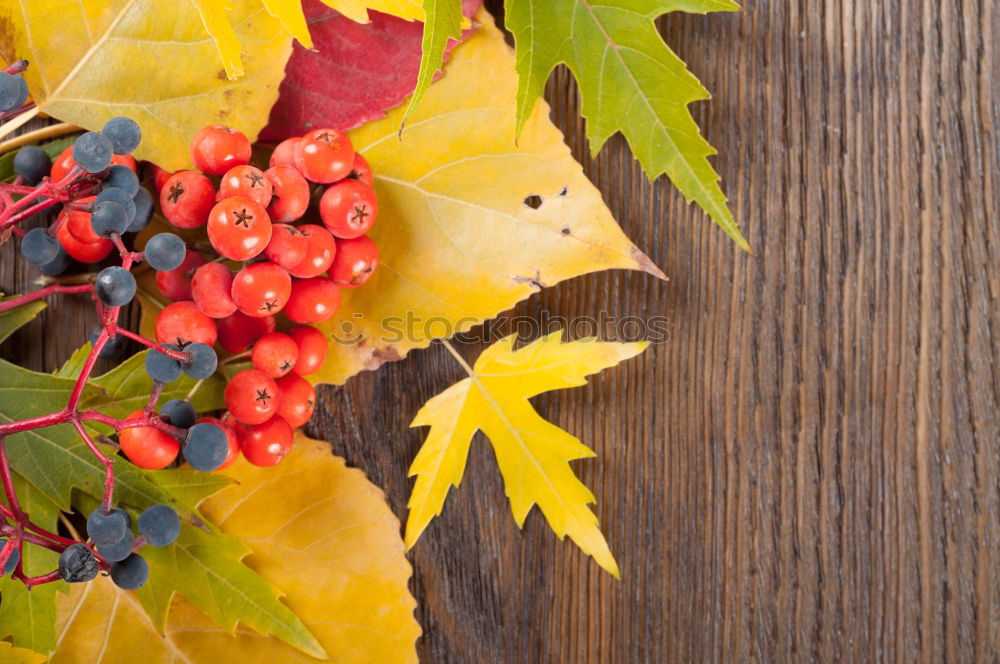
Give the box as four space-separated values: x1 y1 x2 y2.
260 0 482 141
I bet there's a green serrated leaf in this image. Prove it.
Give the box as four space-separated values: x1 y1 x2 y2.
402 0 464 128
54 342 92 378
0 477 63 654
505 0 748 250
145 465 233 509
0 297 46 345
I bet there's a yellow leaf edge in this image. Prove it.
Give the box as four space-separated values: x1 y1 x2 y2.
405 330 651 578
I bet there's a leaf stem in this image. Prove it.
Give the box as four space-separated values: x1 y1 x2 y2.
0 122 80 155
440 338 474 376
0 106 40 142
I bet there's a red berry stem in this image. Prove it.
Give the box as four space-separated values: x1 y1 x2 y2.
70 419 115 512
0 283 93 314
3 60 28 75
110 326 191 362
0 440 25 521
21 570 64 588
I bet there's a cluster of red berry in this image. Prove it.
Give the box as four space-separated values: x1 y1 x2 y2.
127 125 380 469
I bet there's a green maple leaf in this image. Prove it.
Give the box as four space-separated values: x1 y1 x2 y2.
0 303 325 658
402 0 464 127
0 297 47 343
505 0 749 250
0 477 62 654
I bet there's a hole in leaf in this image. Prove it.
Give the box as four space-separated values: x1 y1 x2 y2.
523 195 543 209
558 187 568 196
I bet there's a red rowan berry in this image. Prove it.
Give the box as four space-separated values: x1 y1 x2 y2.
225 369 279 425
190 125 251 175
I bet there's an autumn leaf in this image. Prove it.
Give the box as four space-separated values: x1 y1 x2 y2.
191 0 428 80
0 0 292 169
505 0 749 250
309 8 664 384
261 0 480 140
407 330 648 576
50 434 419 664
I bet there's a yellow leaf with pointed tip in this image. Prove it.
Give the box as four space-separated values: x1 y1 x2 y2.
50 434 419 664
0 642 47 664
407 330 649 577
310 9 664 385
0 0 292 170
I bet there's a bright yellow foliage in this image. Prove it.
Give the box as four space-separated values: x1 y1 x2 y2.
50 434 419 664
310 10 664 384
0 642 47 664
407 330 648 577
0 0 292 170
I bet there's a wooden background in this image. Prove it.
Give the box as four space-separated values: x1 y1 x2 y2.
2 0 998 661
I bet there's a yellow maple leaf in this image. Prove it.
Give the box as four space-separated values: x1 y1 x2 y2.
310 9 664 384
49 434 419 663
407 330 649 577
0 0 291 170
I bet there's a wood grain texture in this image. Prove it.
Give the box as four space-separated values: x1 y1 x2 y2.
2 0 998 661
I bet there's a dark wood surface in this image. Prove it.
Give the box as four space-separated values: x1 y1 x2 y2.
3 1 998 662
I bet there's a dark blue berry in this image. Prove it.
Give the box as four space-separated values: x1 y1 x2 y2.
86 507 130 547
128 187 153 232
0 72 27 111
160 399 196 429
103 164 139 196
144 233 186 271
90 200 129 238
58 543 99 583
13 146 51 184
181 343 217 380
145 345 182 383
184 422 228 471
37 246 71 276
110 553 149 590
20 227 59 264
73 132 114 173
102 117 141 155
96 529 134 562
95 187 136 222
137 504 180 547
95 266 136 307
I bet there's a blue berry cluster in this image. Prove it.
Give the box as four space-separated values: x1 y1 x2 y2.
57 504 181 590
